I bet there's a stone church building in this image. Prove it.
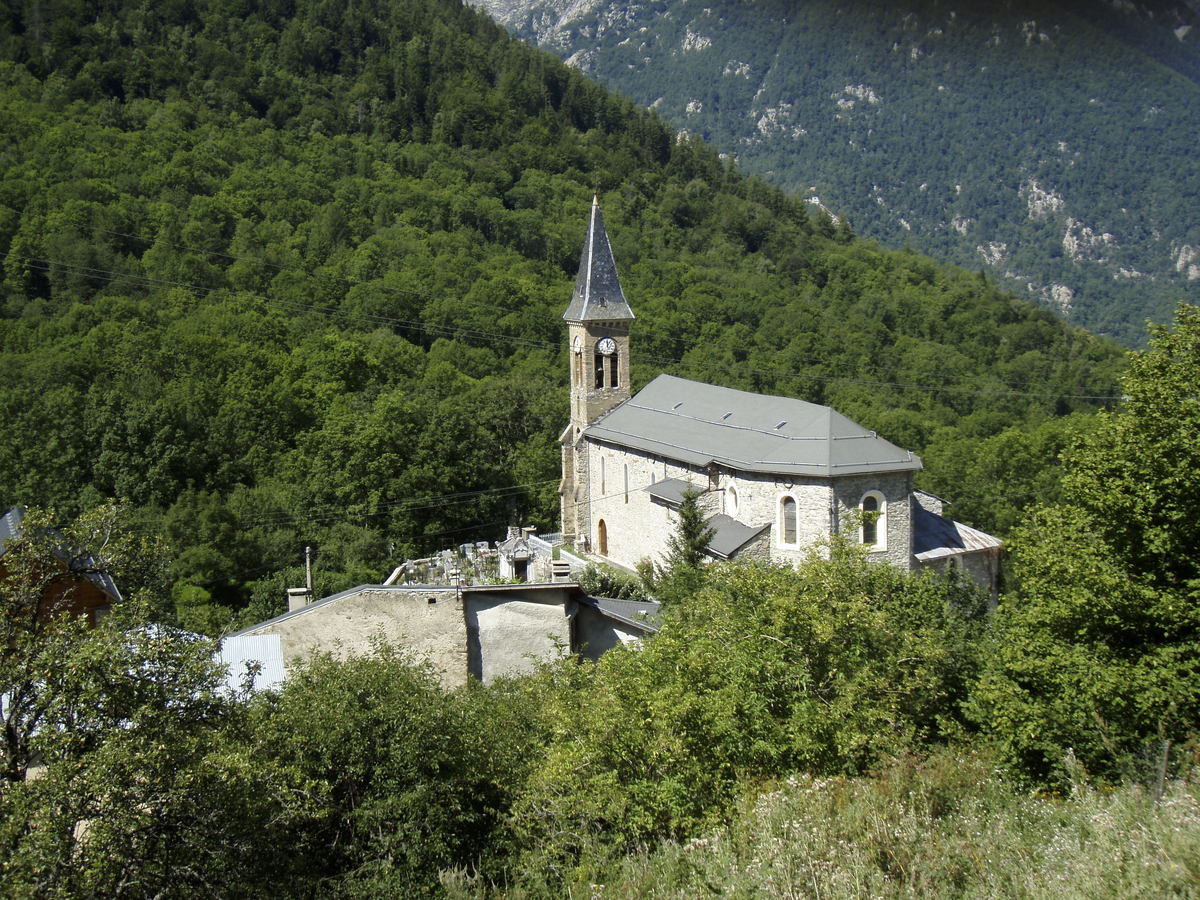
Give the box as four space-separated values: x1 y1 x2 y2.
559 198 1002 596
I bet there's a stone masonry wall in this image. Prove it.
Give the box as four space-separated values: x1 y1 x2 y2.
585 441 703 571
829 471 916 571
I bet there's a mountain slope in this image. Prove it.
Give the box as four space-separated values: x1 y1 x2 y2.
475 0 1200 346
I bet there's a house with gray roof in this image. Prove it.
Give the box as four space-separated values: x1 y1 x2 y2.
560 202 1002 596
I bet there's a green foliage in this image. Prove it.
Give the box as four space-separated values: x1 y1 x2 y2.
576 563 650 604
0 507 281 898
657 487 715 575
975 303 1200 782
248 644 540 898
512 555 988 873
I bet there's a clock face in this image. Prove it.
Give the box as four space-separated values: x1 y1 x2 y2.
573 335 582 353
598 337 616 356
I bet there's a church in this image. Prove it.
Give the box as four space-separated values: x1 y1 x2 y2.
559 198 1003 597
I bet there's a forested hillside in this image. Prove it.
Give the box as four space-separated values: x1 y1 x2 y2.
0 0 1124 631
477 0 1200 346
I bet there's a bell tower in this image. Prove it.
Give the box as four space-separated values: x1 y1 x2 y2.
561 196 634 543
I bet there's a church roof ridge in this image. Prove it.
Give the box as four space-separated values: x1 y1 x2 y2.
563 196 635 323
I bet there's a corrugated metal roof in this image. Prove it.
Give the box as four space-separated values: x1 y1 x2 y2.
219 633 286 693
562 198 635 323
705 514 771 560
585 375 922 477
912 504 1003 561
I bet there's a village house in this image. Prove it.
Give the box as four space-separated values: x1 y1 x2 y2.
559 198 1002 596
222 582 660 691
0 506 122 628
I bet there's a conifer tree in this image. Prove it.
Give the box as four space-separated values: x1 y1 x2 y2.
659 488 716 575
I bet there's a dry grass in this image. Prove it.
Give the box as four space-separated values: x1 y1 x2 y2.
569 751 1200 900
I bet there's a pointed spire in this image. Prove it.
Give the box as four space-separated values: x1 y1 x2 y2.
563 197 635 322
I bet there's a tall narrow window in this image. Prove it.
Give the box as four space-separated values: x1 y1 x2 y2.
624 463 629 503
600 457 605 495
610 350 619 388
597 519 608 556
575 353 583 385
860 492 886 550
862 495 878 546
594 353 604 388
781 496 797 545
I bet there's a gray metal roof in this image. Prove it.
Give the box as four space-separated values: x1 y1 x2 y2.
586 596 661 633
584 375 922 477
646 478 697 506
705 514 771 560
562 197 635 323
912 505 1003 561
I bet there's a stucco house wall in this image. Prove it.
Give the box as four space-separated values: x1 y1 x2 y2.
229 582 653 691
238 585 468 688
463 586 574 684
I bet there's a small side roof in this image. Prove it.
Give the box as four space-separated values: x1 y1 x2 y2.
646 478 697 506
584 374 922 477
912 505 1003 561
584 595 661 633
704 514 771 560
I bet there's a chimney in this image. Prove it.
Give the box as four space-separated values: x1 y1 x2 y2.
287 587 309 612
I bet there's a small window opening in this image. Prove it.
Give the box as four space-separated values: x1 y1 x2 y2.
775 421 787 430
610 350 619 388
862 495 879 546
594 353 604 389
781 496 797 544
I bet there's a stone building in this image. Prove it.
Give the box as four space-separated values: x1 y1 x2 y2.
559 199 1002 596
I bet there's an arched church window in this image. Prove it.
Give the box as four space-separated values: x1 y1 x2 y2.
780 496 797 545
594 351 604 388
860 492 886 550
610 350 619 388
598 519 608 556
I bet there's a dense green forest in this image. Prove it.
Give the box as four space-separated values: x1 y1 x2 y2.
485 0 1200 347
0 0 1126 630
0 0 1197 894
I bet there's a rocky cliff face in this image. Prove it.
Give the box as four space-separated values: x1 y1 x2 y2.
471 0 1200 346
